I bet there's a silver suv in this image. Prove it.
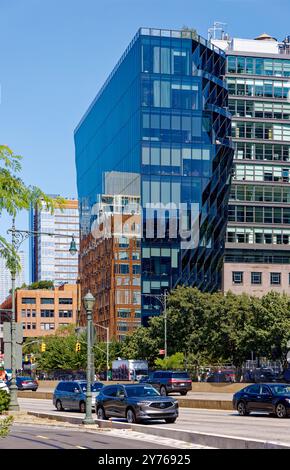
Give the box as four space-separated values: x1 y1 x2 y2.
96 384 178 424
53 380 103 412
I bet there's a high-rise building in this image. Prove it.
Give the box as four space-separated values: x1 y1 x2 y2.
30 197 79 285
0 251 25 304
212 32 290 295
75 28 233 327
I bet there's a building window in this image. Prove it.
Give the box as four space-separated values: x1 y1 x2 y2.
132 264 141 275
41 298 54 304
40 310 54 318
270 272 281 285
232 271 243 284
40 323 55 330
132 291 141 305
117 309 131 318
22 298 36 304
115 264 129 274
59 298 73 305
59 310 72 318
251 272 262 285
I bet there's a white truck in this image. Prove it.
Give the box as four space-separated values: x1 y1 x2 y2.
112 359 148 381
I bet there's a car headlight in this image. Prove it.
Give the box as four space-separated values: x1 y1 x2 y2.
285 398 290 404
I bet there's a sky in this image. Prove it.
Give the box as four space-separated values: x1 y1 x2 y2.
1 0 290 280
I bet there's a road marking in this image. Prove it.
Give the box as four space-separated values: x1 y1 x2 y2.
36 435 49 439
75 445 87 449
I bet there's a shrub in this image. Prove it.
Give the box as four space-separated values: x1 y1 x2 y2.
0 391 10 414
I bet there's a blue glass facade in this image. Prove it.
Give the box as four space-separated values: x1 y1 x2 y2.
75 28 233 326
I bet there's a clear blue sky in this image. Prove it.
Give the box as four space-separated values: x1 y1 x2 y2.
1 0 289 280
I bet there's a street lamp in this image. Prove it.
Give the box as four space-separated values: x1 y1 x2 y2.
94 324 110 382
6 217 77 411
143 290 168 358
69 235 78 256
83 291 95 425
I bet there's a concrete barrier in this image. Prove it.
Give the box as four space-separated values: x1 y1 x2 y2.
18 391 233 410
27 411 290 449
36 380 250 393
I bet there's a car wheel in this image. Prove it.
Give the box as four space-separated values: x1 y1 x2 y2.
97 407 107 420
79 401 86 413
237 401 249 416
180 391 187 396
126 408 137 424
165 418 176 423
275 403 287 418
160 386 167 396
56 400 63 411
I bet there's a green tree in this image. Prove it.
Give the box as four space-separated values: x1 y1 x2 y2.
155 352 185 370
120 327 160 367
0 145 63 270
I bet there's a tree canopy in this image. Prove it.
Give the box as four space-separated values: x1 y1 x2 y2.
0 145 63 271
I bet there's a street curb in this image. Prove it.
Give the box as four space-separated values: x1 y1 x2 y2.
27 411 290 449
19 392 232 410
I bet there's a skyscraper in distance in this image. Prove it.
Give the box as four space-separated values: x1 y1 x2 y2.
30 197 79 286
0 251 25 304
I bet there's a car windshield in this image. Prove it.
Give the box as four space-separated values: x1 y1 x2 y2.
126 386 160 397
270 385 290 395
80 383 103 392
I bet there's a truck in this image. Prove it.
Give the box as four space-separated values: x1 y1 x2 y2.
112 359 149 381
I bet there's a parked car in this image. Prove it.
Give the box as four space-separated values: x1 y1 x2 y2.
144 370 192 396
53 380 104 412
6 376 38 391
282 368 290 383
96 383 178 424
0 379 9 394
233 383 290 418
206 371 233 383
252 368 280 383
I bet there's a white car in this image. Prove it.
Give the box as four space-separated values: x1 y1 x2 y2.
0 380 9 394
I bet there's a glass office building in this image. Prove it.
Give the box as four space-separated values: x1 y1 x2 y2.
212 33 290 295
75 28 233 325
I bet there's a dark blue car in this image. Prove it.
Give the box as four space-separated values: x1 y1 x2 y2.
233 383 290 418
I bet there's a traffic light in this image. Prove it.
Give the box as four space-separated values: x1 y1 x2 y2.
75 342 81 353
41 342 46 352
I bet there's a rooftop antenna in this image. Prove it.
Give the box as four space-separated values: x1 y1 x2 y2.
208 21 228 42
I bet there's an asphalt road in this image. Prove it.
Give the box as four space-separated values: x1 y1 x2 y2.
0 423 174 449
18 398 290 446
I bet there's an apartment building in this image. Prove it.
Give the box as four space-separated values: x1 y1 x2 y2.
30 197 79 285
212 32 290 295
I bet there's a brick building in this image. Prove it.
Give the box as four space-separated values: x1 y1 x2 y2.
79 194 141 341
0 284 78 338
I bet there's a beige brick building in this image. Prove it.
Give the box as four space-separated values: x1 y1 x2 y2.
0 284 79 338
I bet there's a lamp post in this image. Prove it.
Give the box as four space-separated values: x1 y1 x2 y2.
83 291 95 425
6 218 77 411
94 324 110 382
143 289 167 358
